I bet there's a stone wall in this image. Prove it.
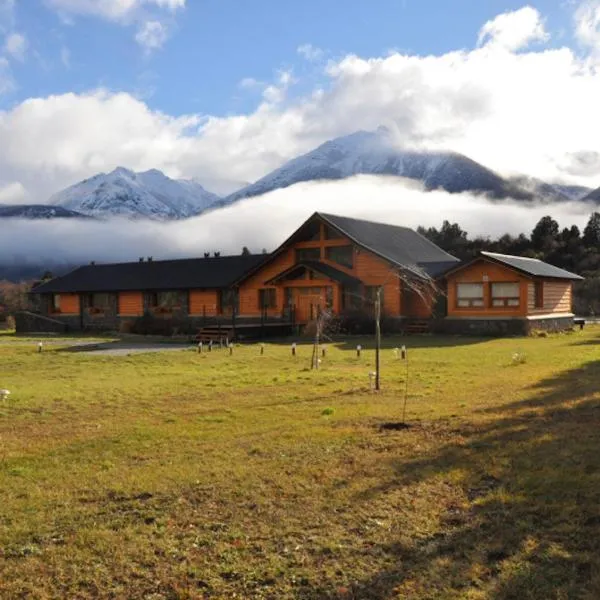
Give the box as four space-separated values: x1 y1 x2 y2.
439 315 575 336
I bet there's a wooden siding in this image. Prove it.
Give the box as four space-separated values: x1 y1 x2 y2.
54 293 80 315
447 259 529 317
236 224 417 318
189 290 219 316
239 248 295 316
118 292 144 315
527 281 572 315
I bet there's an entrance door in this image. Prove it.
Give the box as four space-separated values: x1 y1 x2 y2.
293 287 329 322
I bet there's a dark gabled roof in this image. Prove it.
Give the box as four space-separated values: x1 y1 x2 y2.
444 251 584 281
480 251 584 280
265 261 363 286
317 213 460 277
234 212 460 284
31 254 267 294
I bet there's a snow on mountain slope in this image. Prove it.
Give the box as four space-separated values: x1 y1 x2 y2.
0 204 90 219
509 176 592 204
221 128 534 206
50 167 220 219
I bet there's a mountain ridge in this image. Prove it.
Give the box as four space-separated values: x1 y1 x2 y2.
50 167 221 220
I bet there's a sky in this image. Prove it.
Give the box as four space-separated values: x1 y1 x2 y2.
1 1 600 266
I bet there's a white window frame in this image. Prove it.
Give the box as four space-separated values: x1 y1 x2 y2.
456 283 484 308
491 282 520 308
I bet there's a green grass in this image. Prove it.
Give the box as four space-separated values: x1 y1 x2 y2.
1 329 600 599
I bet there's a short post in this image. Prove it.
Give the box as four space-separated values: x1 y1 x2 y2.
38 342 43 353
292 342 297 356
322 345 326 358
208 340 213 352
260 343 265 355
229 343 233 356
356 344 362 358
197 341 203 354
369 371 376 390
401 345 407 360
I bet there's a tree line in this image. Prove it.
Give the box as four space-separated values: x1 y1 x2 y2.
418 212 600 315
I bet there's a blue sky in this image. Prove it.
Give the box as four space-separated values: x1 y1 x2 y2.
1 0 600 204
3 0 578 116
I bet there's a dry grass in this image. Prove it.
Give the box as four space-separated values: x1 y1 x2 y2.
1 328 599 599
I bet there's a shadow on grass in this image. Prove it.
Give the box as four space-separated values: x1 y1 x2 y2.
300 359 600 599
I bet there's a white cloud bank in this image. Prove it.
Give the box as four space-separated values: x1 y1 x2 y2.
0 177 595 267
2 3 600 204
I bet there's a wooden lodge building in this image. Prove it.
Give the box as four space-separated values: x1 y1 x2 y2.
23 212 583 336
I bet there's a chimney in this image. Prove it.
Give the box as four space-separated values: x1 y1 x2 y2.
139 257 144 262
147 256 153 262
204 252 210 258
213 251 220 258
90 261 96 265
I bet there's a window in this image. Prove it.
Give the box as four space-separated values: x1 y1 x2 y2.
219 289 239 315
52 294 61 312
295 247 321 262
491 282 520 308
150 291 180 308
365 286 384 310
324 225 343 240
309 269 327 280
456 283 484 308
88 293 111 309
326 245 353 268
533 281 544 308
258 288 277 309
342 285 362 310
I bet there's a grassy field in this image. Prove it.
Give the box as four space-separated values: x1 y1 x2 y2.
1 328 599 599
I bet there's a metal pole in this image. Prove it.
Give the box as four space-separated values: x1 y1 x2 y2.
375 286 381 391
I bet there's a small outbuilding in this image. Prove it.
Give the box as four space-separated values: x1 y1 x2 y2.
442 251 583 335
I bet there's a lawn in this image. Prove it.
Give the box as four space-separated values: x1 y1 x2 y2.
1 329 599 599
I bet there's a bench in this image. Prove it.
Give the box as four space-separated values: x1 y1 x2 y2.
194 327 233 346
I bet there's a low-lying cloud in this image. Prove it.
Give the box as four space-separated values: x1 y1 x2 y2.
0 177 595 270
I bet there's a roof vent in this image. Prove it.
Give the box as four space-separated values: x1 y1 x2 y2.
213 251 220 258
139 257 144 262
147 256 153 262
90 261 95 265
204 252 210 258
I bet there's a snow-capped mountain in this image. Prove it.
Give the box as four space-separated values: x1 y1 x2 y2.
0 204 90 219
220 128 534 206
508 176 592 204
581 186 600 203
50 167 221 219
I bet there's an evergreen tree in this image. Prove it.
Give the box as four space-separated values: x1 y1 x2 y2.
583 212 600 247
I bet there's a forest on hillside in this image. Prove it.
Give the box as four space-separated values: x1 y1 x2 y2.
418 212 600 315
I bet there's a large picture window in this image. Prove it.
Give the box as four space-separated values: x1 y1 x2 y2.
219 289 239 315
326 245 353 269
491 282 520 307
150 291 180 308
295 247 321 262
456 283 484 308
258 288 277 309
88 293 111 309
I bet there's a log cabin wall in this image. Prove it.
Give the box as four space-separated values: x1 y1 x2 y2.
189 290 219 316
527 280 573 315
50 293 80 315
118 292 144 316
